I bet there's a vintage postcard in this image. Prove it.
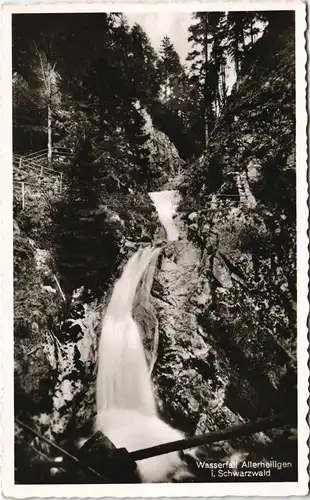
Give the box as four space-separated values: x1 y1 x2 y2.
1 0 308 497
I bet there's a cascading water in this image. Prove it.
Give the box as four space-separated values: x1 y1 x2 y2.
149 190 180 241
96 246 160 416
96 191 194 483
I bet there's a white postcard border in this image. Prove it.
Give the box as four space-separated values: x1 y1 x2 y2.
1 1 308 497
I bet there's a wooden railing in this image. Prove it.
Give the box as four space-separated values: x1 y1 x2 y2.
13 148 72 209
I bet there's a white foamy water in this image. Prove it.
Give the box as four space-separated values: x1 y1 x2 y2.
96 408 190 483
96 246 161 416
95 201 194 482
149 190 180 241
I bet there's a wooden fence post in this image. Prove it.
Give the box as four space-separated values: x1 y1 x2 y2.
40 164 44 176
19 157 22 168
60 172 63 193
21 182 25 210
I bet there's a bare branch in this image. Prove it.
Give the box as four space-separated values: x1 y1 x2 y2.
16 436 66 473
33 41 49 94
15 418 106 481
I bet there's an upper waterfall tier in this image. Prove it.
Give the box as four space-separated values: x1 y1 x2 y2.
148 190 181 242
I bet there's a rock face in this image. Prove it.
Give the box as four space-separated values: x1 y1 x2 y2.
14 227 63 419
14 209 160 439
152 202 296 460
14 223 103 443
148 18 297 470
142 109 184 182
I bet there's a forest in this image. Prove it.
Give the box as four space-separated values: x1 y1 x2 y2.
13 10 297 485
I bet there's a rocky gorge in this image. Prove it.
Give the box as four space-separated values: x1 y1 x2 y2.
13 12 298 484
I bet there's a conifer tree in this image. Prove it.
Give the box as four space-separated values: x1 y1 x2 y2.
124 105 152 187
129 23 160 104
225 12 264 80
158 35 184 101
208 13 227 114
32 47 62 163
52 137 120 298
187 12 225 150
226 12 246 80
242 12 261 47
186 11 264 151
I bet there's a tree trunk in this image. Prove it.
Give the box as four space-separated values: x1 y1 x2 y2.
165 70 169 101
47 101 52 165
203 15 209 150
234 40 239 80
241 28 246 52
250 17 254 46
221 64 227 106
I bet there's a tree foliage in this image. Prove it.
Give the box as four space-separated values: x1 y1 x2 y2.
52 137 122 298
12 13 165 298
186 10 295 210
150 36 196 159
186 11 267 154
13 10 292 298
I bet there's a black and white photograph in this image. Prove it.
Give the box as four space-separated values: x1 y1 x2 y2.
1 1 308 496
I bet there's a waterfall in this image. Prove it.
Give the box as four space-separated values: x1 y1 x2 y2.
96 246 160 415
95 192 195 482
149 190 180 241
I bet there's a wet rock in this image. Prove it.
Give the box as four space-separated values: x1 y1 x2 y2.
188 223 198 232
212 254 233 289
141 109 182 181
14 219 21 235
150 167 296 465
188 212 198 222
